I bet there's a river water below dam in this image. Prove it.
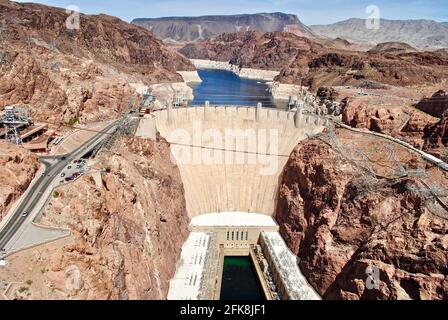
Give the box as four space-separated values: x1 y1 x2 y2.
189 69 287 109
220 256 265 300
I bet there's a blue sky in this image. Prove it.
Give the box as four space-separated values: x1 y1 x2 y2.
14 0 448 25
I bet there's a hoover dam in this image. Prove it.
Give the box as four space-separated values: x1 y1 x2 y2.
1 0 448 303
137 102 325 300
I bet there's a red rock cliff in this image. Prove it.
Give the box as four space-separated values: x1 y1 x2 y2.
0 141 40 221
29 136 190 299
0 0 194 123
180 31 448 90
276 139 448 300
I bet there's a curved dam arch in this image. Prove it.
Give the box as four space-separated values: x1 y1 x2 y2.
150 105 326 218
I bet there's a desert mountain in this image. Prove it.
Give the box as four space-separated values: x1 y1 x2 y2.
0 0 194 123
368 42 418 54
132 12 315 42
180 31 448 90
310 18 448 51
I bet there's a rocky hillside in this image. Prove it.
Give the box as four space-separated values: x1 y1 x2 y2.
180 31 448 90
132 12 314 42
180 31 323 71
415 90 448 118
422 91 448 160
339 89 448 162
341 99 439 149
276 137 448 300
368 42 418 54
424 110 448 160
0 141 39 221
11 135 190 299
310 18 448 51
0 0 194 124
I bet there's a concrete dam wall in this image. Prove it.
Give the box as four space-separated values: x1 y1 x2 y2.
151 105 326 218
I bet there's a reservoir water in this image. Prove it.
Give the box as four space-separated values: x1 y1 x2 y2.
220 256 264 300
189 69 286 109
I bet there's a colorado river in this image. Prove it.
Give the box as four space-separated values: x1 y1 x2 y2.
189 69 286 109
220 256 264 300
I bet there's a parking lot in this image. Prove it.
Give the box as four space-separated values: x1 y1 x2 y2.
58 158 87 184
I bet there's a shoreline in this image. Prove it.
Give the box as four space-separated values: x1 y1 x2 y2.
267 82 307 101
190 59 311 101
130 80 194 109
191 59 280 82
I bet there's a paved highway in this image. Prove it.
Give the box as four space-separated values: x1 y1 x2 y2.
0 120 121 253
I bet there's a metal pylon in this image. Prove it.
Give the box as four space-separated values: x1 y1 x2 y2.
4 124 22 145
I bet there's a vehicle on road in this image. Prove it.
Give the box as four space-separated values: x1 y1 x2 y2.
60 172 66 177
67 166 72 169
21 212 29 218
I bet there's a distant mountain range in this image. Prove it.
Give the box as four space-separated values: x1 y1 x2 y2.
310 18 448 50
132 12 315 42
133 13 448 51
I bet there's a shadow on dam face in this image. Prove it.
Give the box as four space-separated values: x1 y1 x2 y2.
220 256 264 300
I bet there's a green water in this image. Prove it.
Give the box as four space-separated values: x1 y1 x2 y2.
220 256 264 300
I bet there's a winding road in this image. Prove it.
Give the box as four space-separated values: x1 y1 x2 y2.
0 120 121 253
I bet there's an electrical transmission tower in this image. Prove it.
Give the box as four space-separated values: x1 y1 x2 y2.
382 144 407 177
1 106 32 145
325 124 379 190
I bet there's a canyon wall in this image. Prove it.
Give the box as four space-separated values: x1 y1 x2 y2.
341 99 439 149
0 141 40 221
180 31 448 90
275 138 448 300
340 90 448 159
415 90 448 118
190 59 279 81
0 0 194 124
132 12 314 42
13 136 190 299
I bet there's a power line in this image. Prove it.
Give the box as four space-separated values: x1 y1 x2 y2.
31 112 448 142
